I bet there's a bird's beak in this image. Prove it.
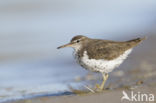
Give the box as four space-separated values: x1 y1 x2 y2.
57 43 73 49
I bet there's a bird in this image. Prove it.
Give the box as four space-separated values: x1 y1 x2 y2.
57 35 145 91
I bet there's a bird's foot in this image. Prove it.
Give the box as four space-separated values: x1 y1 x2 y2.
83 84 107 93
94 84 105 92
69 83 107 95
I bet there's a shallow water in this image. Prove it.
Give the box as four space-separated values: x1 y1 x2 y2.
0 59 89 102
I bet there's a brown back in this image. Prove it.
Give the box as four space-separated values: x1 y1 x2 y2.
78 37 145 60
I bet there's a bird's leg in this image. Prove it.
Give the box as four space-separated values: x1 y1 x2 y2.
100 73 109 90
95 73 109 91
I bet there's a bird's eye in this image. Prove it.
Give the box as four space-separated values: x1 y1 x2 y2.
76 40 80 43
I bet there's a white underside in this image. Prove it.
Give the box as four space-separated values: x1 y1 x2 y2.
74 49 132 73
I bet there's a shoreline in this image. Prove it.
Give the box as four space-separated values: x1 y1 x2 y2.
11 85 156 103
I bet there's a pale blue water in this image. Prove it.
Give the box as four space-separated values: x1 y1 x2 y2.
0 0 156 102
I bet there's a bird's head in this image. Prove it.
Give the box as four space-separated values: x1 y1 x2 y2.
57 35 89 51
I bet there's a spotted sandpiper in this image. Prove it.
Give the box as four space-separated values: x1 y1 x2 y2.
57 35 145 91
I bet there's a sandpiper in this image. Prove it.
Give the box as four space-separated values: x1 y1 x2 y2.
57 35 145 91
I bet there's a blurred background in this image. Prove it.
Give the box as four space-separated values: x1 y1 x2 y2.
0 0 156 102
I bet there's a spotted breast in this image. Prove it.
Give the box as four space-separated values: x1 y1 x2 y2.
74 49 132 73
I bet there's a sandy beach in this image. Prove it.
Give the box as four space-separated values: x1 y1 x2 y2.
11 85 156 103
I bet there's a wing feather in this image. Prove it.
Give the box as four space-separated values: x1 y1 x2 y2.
85 40 133 60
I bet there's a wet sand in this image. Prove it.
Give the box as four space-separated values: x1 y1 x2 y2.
11 85 156 103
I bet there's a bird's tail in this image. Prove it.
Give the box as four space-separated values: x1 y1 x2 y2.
127 36 146 43
126 36 146 47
